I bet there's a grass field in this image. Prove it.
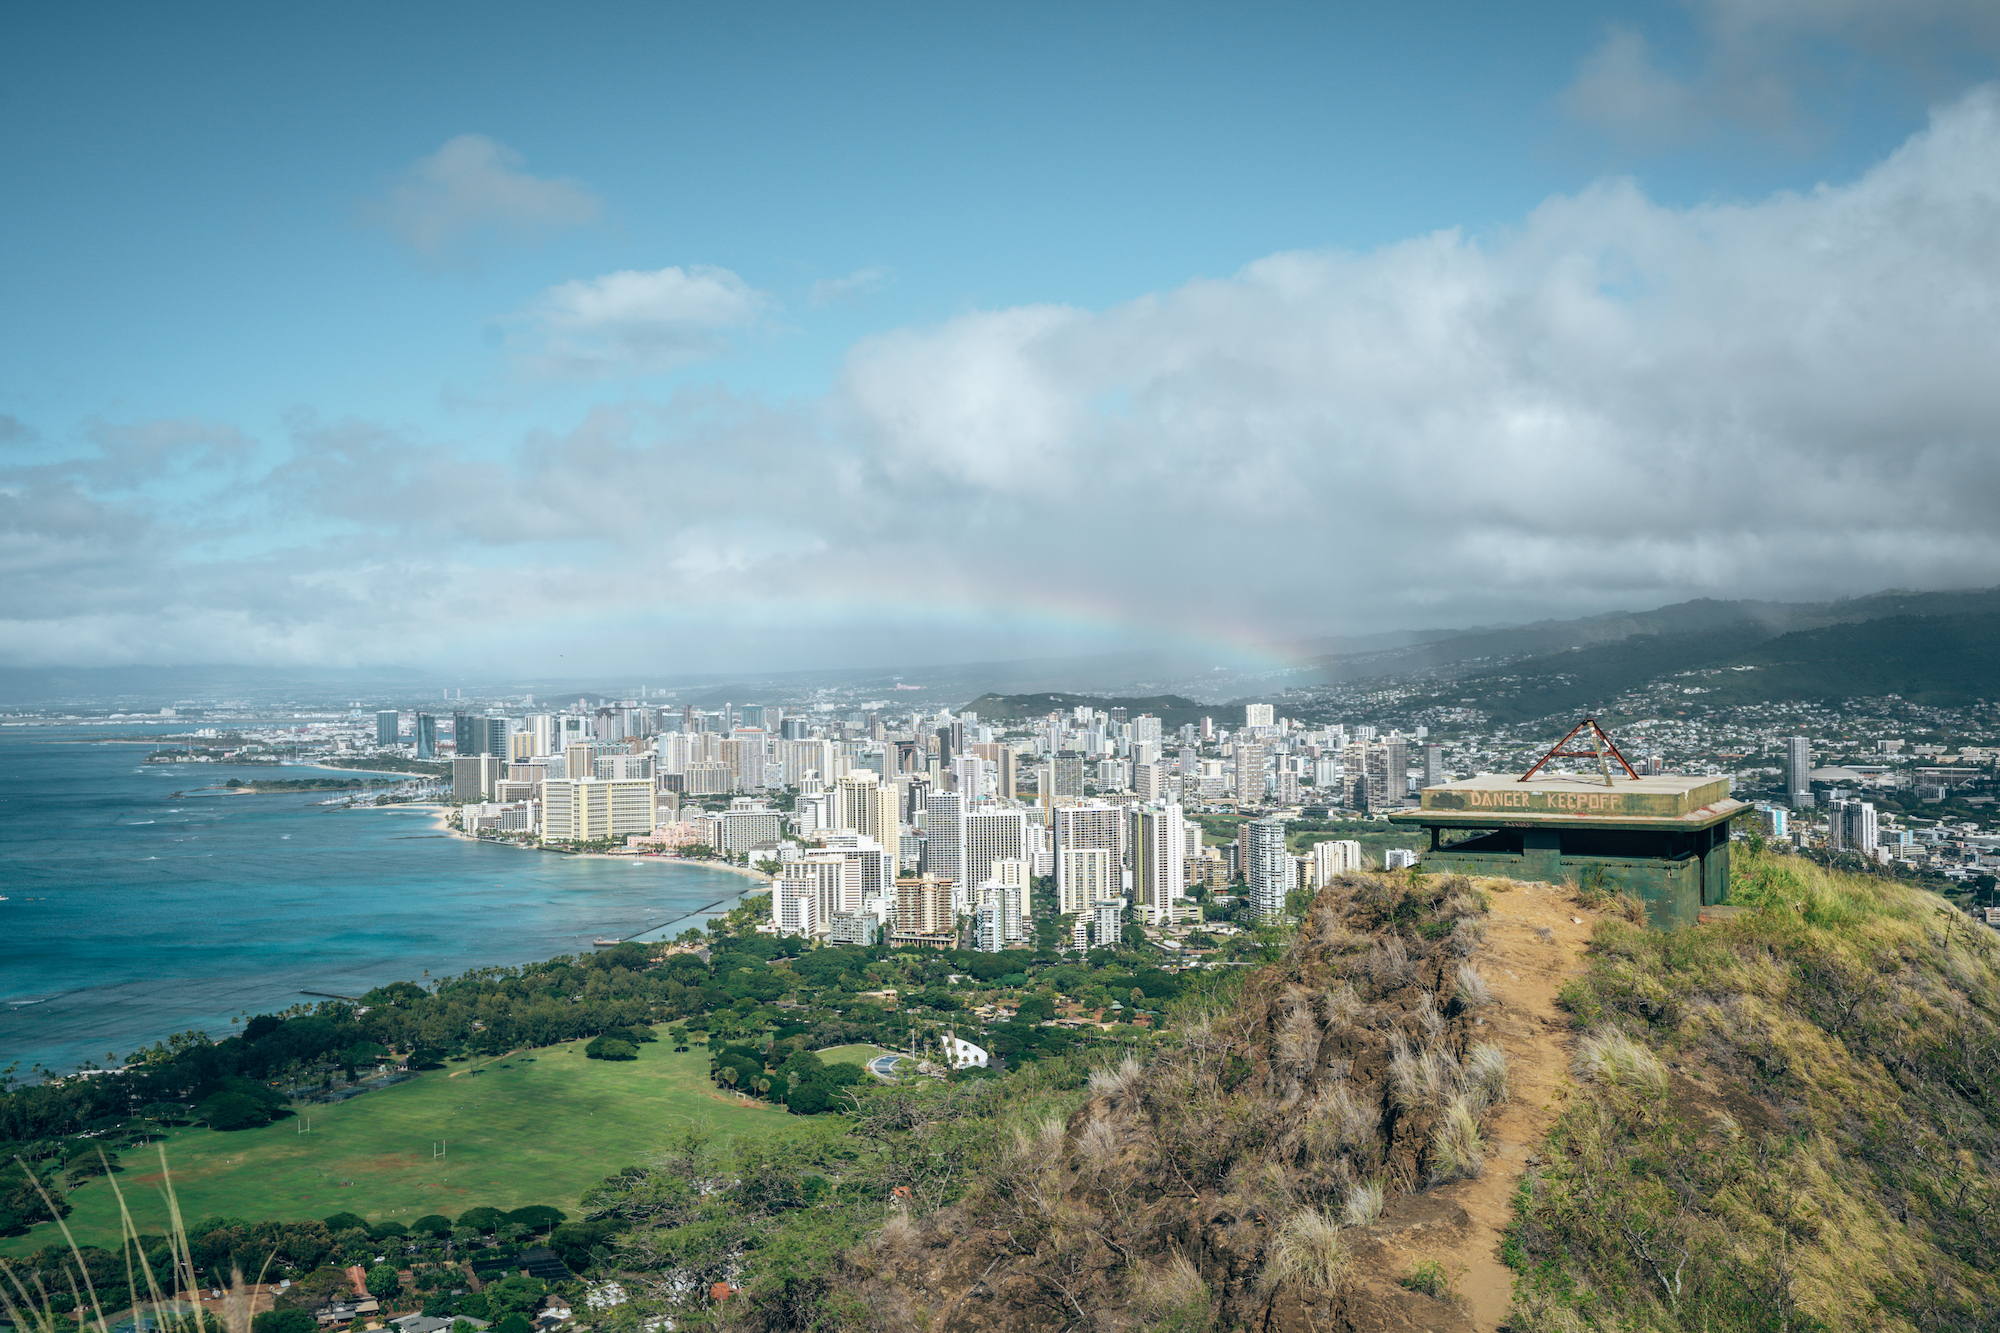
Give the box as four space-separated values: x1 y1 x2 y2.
812 1044 895 1068
2 1034 801 1257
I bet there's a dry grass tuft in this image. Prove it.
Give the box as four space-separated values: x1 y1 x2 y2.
1430 1095 1486 1181
1462 1041 1509 1116
870 1211 920 1254
1455 961 1495 1009
1270 1207 1352 1293
1341 1177 1385 1228
1574 1028 1668 1094
1088 1054 1143 1098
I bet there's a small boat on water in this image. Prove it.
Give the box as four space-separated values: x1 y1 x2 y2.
592 937 622 948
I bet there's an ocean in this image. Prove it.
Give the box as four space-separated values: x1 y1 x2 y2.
0 726 757 1076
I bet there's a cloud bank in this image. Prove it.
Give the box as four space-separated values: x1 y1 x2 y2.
11 89 2000 672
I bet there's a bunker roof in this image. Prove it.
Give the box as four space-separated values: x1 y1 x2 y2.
1389 771 1746 831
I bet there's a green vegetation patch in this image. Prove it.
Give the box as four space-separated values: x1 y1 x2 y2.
0 1037 794 1257
1510 850 2000 1331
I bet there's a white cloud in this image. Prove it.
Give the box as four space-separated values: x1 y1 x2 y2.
513 265 774 377
810 266 891 306
371 134 601 260
1565 0 2000 145
15 89 2000 672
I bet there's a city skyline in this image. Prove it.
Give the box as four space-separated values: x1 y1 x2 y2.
7 4 2000 675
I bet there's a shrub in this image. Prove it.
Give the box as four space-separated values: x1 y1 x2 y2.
1401 1258 1463 1307
583 1037 637 1061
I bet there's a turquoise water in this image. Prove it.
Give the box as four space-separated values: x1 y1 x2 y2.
0 726 755 1076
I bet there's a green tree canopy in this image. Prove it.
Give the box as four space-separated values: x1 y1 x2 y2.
456 1205 506 1232
253 1310 317 1333
506 1204 567 1232
584 1037 637 1061
196 1092 273 1131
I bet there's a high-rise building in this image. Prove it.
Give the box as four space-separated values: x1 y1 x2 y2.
1132 762 1163 801
922 790 966 903
836 771 901 847
1054 802 1123 912
1384 734 1409 804
893 874 955 939
1092 899 1123 948
711 808 783 855
452 754 504 801
780 716 810 741
1244 703 1275 729
415 713 437 759
970 742 1016 799
829 910 879 946
1786 737 1813 807
376 711 399 747
1312 839 1363 885
1828 799 1879 856
541 778 657 842
1132 714 1163 748
1243 816 1292 920
964 809 1028 890
1423 744 1444 790
774 856 844 937
1235 741 1267 805
455 715 507 757
1051 751 1086 802
986 856 1032 931
1128 802 1186 925
951 753 987 801
1059 847 1115 915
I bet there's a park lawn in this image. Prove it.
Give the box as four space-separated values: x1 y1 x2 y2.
1 1035 800 1257
811 1044 894 1069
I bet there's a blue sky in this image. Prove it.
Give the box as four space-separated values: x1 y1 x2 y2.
5 1 2000 674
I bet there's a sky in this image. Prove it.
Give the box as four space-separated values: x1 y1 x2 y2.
4 0 2000 677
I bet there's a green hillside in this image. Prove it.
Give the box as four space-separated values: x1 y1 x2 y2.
1406 610 2000 722
1512 853 2000 1329
960 691 1218 730
1698 611 2000 706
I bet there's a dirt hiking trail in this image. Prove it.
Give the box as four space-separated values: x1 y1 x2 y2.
1347 878 1603 1331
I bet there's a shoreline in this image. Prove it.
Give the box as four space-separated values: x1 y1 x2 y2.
417 804 769 940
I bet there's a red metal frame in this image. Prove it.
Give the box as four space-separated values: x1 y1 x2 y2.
1519 717 1639 785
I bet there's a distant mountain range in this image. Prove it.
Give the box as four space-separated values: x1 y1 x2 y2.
7 586 1996 716
1300 590 2000 722
959 692 1217 730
